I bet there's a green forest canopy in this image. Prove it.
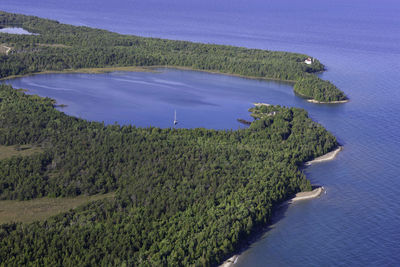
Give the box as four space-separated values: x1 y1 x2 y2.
0 84 338 266
0 10 343 266
0 11 346 102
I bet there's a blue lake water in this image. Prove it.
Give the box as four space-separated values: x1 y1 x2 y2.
2 0 400 266
6 70 299 130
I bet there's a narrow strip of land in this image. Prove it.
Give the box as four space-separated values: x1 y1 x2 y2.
253 102 271 107
305 146 342 165
220 255 239 267
290 187 324 202
307 99 349 104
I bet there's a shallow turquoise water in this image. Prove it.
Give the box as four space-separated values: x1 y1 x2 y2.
2 0 400 265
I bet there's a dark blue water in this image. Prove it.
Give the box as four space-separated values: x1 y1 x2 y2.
2 1 400 266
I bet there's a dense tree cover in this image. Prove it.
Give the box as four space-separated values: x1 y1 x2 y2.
0 11 346 102
294 75 347 102
0 84 338 265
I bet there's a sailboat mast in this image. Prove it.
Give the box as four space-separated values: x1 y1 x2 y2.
174 110 178 126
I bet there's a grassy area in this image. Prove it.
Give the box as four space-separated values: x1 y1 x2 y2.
60 66 156 74
0 192 115 224
0 66 156 80
37 43 71 48
0 144 43 160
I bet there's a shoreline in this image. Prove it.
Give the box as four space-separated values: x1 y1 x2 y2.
218 187 325 267
0 65 298 84
219 146 341 267
219 186 324 267
1 66 346 105
307 99 349 104
289 186 324 203
0 66 156 81
253 102 271 107
220 255 239 267
305 146 342 166
294 90 348 104
150 65 297 84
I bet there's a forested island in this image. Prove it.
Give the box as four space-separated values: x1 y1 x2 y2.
0 11 347 102
0 83 338 266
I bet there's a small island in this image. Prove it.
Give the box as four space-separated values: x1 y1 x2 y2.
0 11 347 103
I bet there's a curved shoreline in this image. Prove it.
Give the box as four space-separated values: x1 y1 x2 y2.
219 186 324 267
305 146 342 166
0 65 297 84
219 146 341 267
219 188 325 267
1 66 347 105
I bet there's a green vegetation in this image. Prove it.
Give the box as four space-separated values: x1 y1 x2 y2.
0 84 338 265
0 10 343 266
294 75 347 102
0 192 115 224
0 11 346 102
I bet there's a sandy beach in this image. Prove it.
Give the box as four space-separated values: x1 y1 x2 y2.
253 102 271 107
290 187 324 203
220 255 239 267
307 99 349 104
305 146 342 165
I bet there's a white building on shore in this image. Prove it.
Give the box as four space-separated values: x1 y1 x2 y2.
304 57 313 65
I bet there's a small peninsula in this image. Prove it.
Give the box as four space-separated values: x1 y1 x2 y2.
0 11 346 103
294 76 348 103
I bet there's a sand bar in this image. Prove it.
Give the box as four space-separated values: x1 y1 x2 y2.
290 187 324 203
307 99 349 104
253 102 271 107
305 146 342 166
219 255 239 267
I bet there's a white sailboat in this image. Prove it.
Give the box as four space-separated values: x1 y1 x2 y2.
174 110 178 126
